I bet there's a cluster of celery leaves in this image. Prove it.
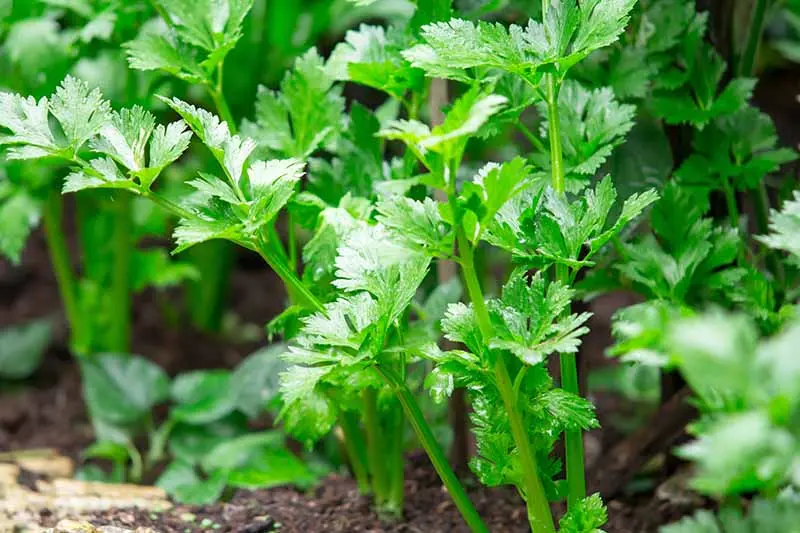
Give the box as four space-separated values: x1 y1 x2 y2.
591 0 800 531
2 0 800 531
0 0 406 504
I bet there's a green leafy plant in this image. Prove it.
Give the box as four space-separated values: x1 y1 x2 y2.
77 346 316 503
3 0 800 531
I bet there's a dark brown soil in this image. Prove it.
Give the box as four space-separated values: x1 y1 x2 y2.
77 453 689 533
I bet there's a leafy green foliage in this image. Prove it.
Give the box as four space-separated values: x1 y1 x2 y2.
328 24 424 100
676 106 797 193
404 0 637 82
487 176 657 271
614 182 740 303
661 494 800 533
0 318 52 380
125 0 255 80
427 272 598 500
0 76 108 160
242 49 345 158
0 174 41 264
559 493 608 533
651 47 755 130
759 191 800 263
532 81 635 191
379 87 507 176
488 271 591 366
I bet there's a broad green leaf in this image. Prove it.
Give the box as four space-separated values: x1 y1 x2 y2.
0 318 52 380
155 460 227 504
153 0 254 64
82 441 130 464
379 89 507 177
168 416 247 464
171 217 241 254
91 106 156 172
457 157 531 242
333 225 431 322
225 446 315 490
245 158 304 229
81 353 170 425
441 302 483 356
294 293 378 351
302 204 365 283
62 157 138 194
489 177 657 271
200 431 284 471
231 343 288 418
171 370 239 424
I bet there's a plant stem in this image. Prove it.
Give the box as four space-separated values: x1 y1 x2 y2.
375 365 489 533
517 121 548 153
723 180 741 232
287 212 298 273
338 410 371 494
737 0 771 77
143 189 323 314
255 244 325 314
187 242 234 332
188 60 237 333
546 64 587 507
457 229 556 533
210 64 237 133
558 261 586 508
737 0 786 294
386 397 406 514
363 387 389 505
109 192 132 352
545 75 565 195
43 191 85 355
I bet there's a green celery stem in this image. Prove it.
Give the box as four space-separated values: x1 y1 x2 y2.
548 63 587 507
558 263 586 508
363 388 388 504
338 411 371 495
376 365 489 533
737 0 785 293
43 191 85 354
109 192 132 352
457 230 556 533
387 399 406 514
546 75 565 195
256 246 326 314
